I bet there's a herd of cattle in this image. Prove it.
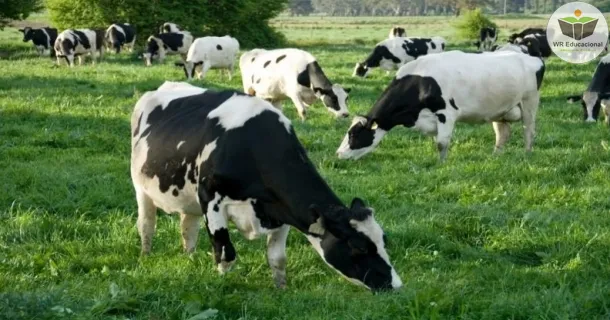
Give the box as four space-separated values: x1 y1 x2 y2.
14 21 610 292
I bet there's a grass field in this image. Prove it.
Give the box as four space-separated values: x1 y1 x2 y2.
2 15 610 320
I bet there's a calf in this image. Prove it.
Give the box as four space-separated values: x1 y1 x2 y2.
54 29 104 66
388 26 406 38
566 54 610 124
353 36 446 77
143 31 193 66
105 23 136 54
160 22 181 33
175 35 240 81
240 48 350 120
337 49 545 161
19 27 58 57
130 81 402 291
475 27 497 51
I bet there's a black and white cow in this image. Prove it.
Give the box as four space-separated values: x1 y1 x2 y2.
104 23 136 54
240 48 351 120
54 29 105 66
19 27 58 57
508 27 546 43
143 31 193 66
474 27 497 51
175 35 240 81
353 36 446 78
130 81 402 291
566 54 610 124
337 47 545 161
388 26 406 39
160 22 181 34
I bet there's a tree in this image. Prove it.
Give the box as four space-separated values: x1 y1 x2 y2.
0 0 43 29
288 0 314 15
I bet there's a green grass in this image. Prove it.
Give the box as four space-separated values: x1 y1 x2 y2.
2 16 610 320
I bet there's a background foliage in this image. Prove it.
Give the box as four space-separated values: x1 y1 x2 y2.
44 0 287 48
0 0 42 29
454 8 498 40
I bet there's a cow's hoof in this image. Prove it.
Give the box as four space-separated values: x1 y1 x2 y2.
274 279 287 289
217 260 235 275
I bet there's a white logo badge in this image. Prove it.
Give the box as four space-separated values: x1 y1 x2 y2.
547 2 609 63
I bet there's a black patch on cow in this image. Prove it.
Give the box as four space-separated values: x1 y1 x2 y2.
264 60 271 68
509 28 546 43
436 114 446 123
256 78 261 84
441 43 445 50
430 42 436 49
172 189 179 196
133 113 143 137
216 44 222 50
72 30 91 49
276 54 286 63
296 61 340 111
402 38 433 59
209 227 236 264
252 200 284 230
147 33 186 56
251 57 255 62
213 195 224 211
108 23 135 53
94 29 105 52
347 121 375 150
362 45 401 68
449 98 459 110
535 65 545 90
251 74 254 83
392 27 405 37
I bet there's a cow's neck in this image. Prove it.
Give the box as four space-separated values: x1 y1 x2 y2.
366 79 417 130
363 47 383 68
306 61 333 91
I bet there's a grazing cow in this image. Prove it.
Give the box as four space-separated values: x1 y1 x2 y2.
508 27 546 43
353 37 446 78
388 26 406 38
143 31 193 66
337 49 545 161
566 54 610 124
474 27 497 51
240 48 351 120
130 81 403 291
19 27 58 57
105 23 136 54
175 35 240 81
160 22 181 33
54 29 105 66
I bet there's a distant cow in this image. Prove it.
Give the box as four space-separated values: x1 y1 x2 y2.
508 27 546 43
240 48 351 120
105 23 136 54
337 48 545 161
566 54 610 124
19 27 58 57
175 35 240 81
353 36 446 77
130 81 403 291
54 29 105 66
160 22 181 33
474 27 497 51
388 26 406 38
143 31 193 66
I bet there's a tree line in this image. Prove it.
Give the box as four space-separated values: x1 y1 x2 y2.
288 0 610 16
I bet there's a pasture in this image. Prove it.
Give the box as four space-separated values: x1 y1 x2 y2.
2 15 610 319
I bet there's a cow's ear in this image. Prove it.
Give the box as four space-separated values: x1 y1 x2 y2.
350 198 366 210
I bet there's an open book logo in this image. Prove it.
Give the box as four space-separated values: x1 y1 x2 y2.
558 10 599 40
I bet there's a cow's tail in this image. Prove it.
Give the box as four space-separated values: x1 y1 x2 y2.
566 95 582 103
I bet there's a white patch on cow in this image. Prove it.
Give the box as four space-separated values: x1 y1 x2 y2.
336 117 387 160
349 215 402 289
176 141 185 149
40 28 51 50
207 94 291 132
329 84 349 117
583 91 599 122
308 217 325 236
224 198 270 240
413 108 439 135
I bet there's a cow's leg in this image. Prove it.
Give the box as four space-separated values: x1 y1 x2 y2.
77 55 83 66
227 64 234 81
180 213 201 253
492 121 511 152
267 225 290 288
435 117 455 162
200 62 212 81
271 100 283 110
288 94 308 121
521 93 540 153
136 189 157 255
203 193 236 274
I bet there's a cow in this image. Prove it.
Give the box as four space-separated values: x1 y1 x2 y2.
174 35 240 81
54 29 105 66
353 36 446 78
130 81 403 291
508 27 546 43
515 34 552 58
388 26 406 38
160 22 181 33
143 31 193 66
566 54 610 124
19 27 58 57
337 45 545 162
104 23 136 54
474 27 497 51
239 48 351 120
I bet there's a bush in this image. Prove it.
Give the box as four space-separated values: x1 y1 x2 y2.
44 0 287 48
0 0 43 29
454 8 497 40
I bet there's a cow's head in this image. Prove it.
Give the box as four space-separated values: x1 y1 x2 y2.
517 36 542 58
144 36 162 66
19 27 32 42
336 116 386 160
314 84 350 118
309 198 402 291
175 61 203 80
353 62 370 77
